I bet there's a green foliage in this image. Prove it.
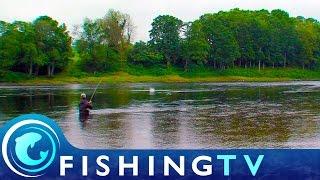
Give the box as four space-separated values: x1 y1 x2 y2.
75 10 134 72
78 44 120 72
149 15 183 66
0 16 72 77
217 68 320 79
1 9 320 81
0 21 20 71
145 8 320 71
0 71 30 82
181 21 210 70
33 16 73 76
126 65 171 76
295 18 320 68
67 67 89 78
128 41 164 66
200 14 240 68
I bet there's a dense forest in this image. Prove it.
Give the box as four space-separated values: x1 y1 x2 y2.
1 9 320 79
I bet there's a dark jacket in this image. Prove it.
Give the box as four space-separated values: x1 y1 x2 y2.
79 99 93 113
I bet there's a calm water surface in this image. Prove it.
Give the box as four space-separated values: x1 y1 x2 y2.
0 82 320 149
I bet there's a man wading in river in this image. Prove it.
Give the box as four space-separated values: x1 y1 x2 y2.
79 93 93 121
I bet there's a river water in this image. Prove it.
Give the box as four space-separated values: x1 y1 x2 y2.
0 82 320 149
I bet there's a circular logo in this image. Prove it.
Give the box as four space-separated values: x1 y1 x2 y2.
2 117 60 177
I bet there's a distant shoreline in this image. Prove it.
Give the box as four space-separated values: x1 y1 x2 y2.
2 68 320 85
0 75 308 85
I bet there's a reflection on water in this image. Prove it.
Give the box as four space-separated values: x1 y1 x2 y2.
1 82 320 149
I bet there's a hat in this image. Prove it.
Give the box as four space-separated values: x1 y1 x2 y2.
81 93 86 99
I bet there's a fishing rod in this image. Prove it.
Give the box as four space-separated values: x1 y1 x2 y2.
89 79 102 102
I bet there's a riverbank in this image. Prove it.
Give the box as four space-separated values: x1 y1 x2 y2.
1 68 320 85
10 74 292 85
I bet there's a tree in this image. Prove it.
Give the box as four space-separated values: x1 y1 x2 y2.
0 21 19 73
200 14 240 69
33 16 72 77
80 44 119 72
181 21 210 70
270 10 300 67
295 18 320 68
12 21 39 75
98 9 135 69
98 9 134 48
76 10 135 72
128 41 164 67
149 15 183 67
251 12 271 70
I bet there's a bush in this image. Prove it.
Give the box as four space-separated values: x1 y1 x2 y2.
0 71 30 82
128 41 164 67
126 64 175 76
78 45 120 73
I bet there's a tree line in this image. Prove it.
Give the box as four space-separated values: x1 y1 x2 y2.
1 9 320 78
134 9 320 71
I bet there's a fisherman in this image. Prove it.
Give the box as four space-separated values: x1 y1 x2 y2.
79 93 93 121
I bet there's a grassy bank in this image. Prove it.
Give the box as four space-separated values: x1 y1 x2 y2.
1 67 320 85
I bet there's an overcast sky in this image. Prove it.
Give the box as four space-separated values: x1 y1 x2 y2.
1 0 319 41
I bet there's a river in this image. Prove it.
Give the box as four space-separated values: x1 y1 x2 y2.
0 82 320 149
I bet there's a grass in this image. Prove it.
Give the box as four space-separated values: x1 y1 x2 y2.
2 63 320 85
0 71 31 82
9 73 290 85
